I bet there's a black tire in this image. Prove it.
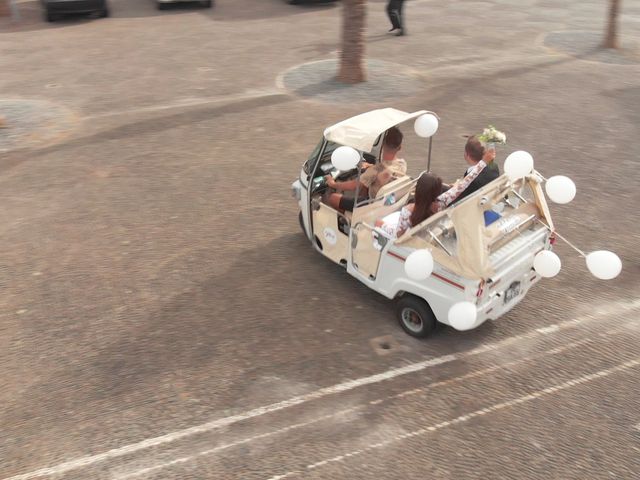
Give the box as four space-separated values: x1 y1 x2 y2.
157 2 168 10
396 295 437 338
298 211 307 236
45 8 56 22
100 8 109 17
202 0 212 7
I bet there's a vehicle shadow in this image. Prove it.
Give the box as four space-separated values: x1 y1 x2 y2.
4 230 386 424
5 223 535 441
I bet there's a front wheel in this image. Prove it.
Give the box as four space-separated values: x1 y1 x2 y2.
396 295 437 338
298 211 307 237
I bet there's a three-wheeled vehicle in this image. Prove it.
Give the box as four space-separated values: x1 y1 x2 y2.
291 108 559 337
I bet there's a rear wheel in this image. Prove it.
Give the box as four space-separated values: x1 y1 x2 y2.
396 295 437 338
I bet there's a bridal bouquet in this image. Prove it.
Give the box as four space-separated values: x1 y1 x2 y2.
478 125 507 145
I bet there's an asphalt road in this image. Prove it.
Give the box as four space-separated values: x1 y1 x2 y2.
1 1 639 479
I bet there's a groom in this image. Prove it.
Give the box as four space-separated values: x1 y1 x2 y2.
453 136 500 203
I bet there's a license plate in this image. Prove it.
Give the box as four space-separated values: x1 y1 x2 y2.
504 281 521 304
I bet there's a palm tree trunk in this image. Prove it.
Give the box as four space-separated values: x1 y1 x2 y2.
603 0 621 49
337 0 367 84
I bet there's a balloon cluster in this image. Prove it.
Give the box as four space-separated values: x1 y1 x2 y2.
532 249 621 280
504 151 578 203
502 150 622 281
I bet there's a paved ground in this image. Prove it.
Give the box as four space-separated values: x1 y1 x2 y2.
1 0 639 479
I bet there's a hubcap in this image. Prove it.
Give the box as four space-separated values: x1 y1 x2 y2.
401 307 423 333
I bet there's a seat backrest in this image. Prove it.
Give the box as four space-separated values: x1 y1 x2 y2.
375 175 414 199
351 190 411 226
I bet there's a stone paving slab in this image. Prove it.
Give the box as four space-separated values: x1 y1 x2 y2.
280 58 422 103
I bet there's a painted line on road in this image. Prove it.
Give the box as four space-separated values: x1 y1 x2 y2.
80 89 284 121
113 334 599 479
273 358 640 479
5 299 640 480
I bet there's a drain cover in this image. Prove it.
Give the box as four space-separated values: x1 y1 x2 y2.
370 335 407 356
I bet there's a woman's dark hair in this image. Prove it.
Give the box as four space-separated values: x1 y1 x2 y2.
384 126 403 150
465 135 485 162
411 173 443 227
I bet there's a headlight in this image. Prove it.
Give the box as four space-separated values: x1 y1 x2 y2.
291 181 301 200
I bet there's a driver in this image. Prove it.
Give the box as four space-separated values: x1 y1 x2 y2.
324 127 407 212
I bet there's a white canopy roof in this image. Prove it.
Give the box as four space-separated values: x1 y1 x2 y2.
323 108 433 153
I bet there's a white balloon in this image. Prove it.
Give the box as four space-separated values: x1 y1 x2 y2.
414 114 439 138
533 250 562 278
504 151 534 180
331 146 360 171
586 250 622 280
448 302 478 331
545 175 576 204
404 249 434 281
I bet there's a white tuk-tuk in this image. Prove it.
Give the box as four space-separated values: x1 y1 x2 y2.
291 108 614 337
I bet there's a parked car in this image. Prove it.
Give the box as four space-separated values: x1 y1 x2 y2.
41 0 109 22
285 0 337 4
156 0 212 10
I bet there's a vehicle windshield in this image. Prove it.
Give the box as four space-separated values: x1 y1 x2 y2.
303 139 340 176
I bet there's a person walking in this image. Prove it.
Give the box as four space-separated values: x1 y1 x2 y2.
386 0 406 36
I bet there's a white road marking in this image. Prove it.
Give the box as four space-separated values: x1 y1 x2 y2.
5 299 640 480
80 90 283 121
297 358 640 475
537 325 560 334
3 356 454 480
114 409 361 480
116 335 596 480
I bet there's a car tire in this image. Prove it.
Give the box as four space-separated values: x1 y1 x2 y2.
157 2 167 10
298 211 307 237
45 8 56 22
396 295 437 338
202 0 212 7
100 8 109 17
